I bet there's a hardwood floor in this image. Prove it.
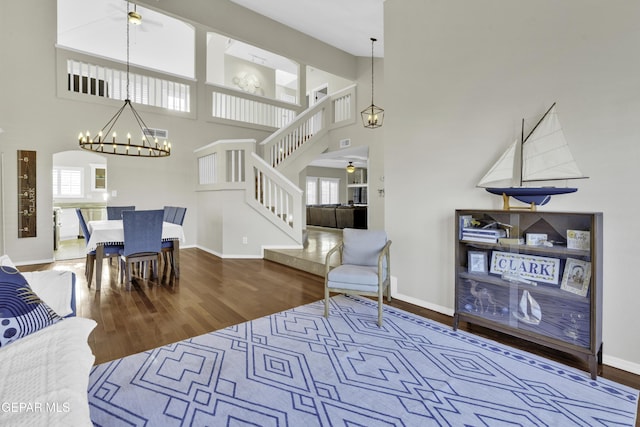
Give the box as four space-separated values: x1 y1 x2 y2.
21 248 639 425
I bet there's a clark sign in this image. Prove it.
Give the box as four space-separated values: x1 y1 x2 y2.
490 251 560 285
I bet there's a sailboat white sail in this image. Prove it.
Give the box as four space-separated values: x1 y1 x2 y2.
513 290 542 325
478 103 587 208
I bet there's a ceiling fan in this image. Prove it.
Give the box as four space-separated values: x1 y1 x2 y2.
107 0 164 32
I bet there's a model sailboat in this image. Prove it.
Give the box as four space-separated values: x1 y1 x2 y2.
513 290 542 325
477 103 587 209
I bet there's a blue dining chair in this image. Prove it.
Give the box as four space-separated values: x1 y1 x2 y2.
173 207 187 225
76 209 122 288
324 228 392 327
119 209 163 289
163 206 178 223
161 207 186 277
106 205 136 220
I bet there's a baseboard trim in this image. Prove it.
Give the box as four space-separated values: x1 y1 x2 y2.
195 245 261 259
603 355 640 376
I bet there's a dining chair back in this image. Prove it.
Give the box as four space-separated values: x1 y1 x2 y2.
173 207 187 225
163 206 178 223
161 206 187 277
76 208 91 242
107 205 136 220
120 209 163 288
76 208 121 287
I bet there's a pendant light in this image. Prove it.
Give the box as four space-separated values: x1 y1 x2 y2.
346 162 356 173
361 37 384 129
78 1 171 157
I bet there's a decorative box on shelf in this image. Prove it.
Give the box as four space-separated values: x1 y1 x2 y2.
454 209 603 379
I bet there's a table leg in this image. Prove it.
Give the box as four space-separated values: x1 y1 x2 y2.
173 240 180 278
95 244 104 291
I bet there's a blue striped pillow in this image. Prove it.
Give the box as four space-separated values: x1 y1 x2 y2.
0 266 62 347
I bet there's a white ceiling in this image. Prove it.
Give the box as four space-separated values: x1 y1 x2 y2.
228 0 385 57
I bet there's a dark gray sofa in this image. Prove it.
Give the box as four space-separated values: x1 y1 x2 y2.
307 205 367 229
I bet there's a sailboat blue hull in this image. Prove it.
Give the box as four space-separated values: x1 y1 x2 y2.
486 187 578 206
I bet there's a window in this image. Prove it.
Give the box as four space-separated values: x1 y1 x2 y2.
306 178 317 205
53 167 83 198
306 177 339 205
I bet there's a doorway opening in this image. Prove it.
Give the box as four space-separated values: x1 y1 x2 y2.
53 150 108 261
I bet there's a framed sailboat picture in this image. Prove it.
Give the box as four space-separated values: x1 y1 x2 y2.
560 258 591 297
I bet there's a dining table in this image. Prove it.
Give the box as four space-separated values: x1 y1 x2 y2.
87 219 185 290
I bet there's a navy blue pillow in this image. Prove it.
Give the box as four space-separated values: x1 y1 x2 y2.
0 266 62 347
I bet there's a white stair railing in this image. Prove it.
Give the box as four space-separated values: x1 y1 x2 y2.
247 153 303 240
261 98 329 168
260 84 356 168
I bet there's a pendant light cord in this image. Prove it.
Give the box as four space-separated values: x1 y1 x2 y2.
370 38 375 106
126 1 131 101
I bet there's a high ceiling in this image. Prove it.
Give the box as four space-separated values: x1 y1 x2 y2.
228 0 385 57
59 0 378 168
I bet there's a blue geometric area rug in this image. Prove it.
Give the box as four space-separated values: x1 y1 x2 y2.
88 295 639 426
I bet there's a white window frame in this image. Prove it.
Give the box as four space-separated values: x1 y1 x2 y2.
53 166 84 198
306 176 339 205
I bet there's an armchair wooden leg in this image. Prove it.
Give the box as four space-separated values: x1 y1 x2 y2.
324 286 330 318
378 292 383 327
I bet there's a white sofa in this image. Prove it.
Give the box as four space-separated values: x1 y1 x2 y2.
0 256 96 427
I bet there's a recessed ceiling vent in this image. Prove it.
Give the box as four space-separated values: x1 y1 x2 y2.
339 138 351 148
143 128 169 139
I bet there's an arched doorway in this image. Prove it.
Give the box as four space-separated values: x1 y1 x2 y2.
53 150 108 260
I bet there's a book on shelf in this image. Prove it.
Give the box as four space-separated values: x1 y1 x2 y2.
461 234 502 243
461 227 507 236
458 215 473 239
461 228 507 243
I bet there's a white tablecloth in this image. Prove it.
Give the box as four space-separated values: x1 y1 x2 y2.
86 220 185 253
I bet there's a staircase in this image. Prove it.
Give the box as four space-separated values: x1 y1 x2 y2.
193 85 356 258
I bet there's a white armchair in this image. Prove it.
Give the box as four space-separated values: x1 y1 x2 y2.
324 228 391 326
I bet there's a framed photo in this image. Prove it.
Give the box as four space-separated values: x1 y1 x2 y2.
526 233 547 246
561 258 591 297
567 230 590 250
468 251 488 274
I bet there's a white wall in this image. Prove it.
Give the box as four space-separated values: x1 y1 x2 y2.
384 0 640 373
196 190 299 256
306 67 354 98
224 56 275 98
